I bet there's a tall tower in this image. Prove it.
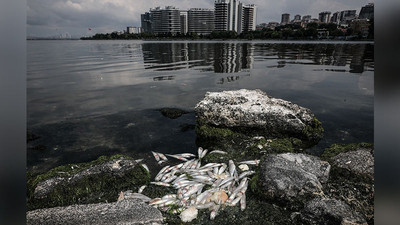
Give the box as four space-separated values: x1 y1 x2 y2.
242 4 257 32
281 13 290 25
188 8 215 35
214 0 243 32
214 0 230 31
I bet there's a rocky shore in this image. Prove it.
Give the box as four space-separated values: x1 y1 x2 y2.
27 89 373 224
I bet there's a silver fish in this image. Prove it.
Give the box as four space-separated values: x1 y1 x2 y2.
198 147 203 158
218 163 227 175
195 201 215 209
200 149 208 159
141 164 150 173
150 181 171 187
157 152 168 161
229 160 236 177
151 151 160 161
240 193 246 211
209 150 228 155
238 160 260 165
138 185 146 193
238 170 255 180
166 154 189 161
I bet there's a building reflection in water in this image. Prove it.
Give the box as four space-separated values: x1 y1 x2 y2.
141 42 373 74
142 42 255 73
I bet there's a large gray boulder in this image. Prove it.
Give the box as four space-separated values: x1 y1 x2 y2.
27 198 163 225
299 198 367 225
257 153 330 202
331 148 374 180
195 89 323 143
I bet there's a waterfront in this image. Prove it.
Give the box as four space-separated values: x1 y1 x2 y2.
27 40 374 174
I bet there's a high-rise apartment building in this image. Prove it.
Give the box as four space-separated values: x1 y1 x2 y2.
359 3 374 20
281 13 290 25
214 0 230 31
141 12 152 33
150 6 181 35
188 8 215 35
214 0 246 33
294 14 301 21
180 11 188 34
318 11 331 23
330 12 339 24
242 4 257 32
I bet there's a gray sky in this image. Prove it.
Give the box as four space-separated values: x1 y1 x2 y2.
27 0 372 38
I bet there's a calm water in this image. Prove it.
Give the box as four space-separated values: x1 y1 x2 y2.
27 40 374 173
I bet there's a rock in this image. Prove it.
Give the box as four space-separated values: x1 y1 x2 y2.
331 148 374 180
27 155 150 211
159 108 188 119
180 206 198 222
299 198 367 225
33 158 139 198
27 198 163 225
195 89 323 143
256 153 330 202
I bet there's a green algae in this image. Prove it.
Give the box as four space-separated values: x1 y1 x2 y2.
302 117 324 143
159 108 188 119
27 154 150 211
320 142 373 161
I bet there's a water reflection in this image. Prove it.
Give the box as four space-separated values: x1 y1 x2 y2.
142 42 255 73
141 42 373 74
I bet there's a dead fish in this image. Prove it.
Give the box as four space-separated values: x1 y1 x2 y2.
166 154 189 161
158 160 167 165
141 164 150 173
200 149 208 159
240 193 246 211
209 150 228 155
151 151 160 161
150 181 171 187
138 185 146 193
218 163 227 175
176 153 196 158
238 160 260 166
195 201 215 209
157 152 168 161
238 170 255 180
198 147 203 158
229 160 236 177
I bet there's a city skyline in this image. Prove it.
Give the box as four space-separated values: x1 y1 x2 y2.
27 0 373 38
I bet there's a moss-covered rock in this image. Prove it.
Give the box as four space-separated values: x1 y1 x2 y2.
320 142 373 161
27 154 150 211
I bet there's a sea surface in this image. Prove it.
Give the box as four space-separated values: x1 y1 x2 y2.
27 40 374 174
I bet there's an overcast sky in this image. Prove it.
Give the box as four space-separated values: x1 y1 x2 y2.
27 0 372 37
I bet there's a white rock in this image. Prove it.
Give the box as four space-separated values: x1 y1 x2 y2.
180 206 198 222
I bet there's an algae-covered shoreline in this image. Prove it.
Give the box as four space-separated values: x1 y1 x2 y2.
27 90 374 225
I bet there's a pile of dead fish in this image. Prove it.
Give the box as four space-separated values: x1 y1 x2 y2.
146 147 259 222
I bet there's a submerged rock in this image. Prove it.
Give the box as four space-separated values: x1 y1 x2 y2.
299 198 367 225
255 153 330 202
195 89 323 144
159 108 188 119
27 155 150 210
27 198 163 225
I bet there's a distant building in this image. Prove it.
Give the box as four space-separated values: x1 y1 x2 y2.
302 15 312 22
331 12 339 24
242 4 257 32
180 11 188 34
150 6 181 35
319 11 331 23
214 0 230 31
340 10 357 24
294 14 301 21
281 13 290 25
267 22 280 30
256 23 267 30
126 26 140 34
214 0 242 32
188 8 214 35
359 3 374 20
141 12 152 33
